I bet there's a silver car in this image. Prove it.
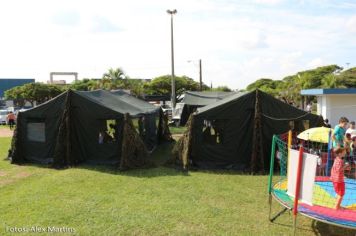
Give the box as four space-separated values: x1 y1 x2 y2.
0 110 8 125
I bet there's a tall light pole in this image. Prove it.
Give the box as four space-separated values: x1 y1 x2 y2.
167 9 177 109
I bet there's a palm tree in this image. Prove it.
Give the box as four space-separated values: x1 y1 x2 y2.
102 67 129 90
88 80 101 91
103 68 126 81
322 74 338 88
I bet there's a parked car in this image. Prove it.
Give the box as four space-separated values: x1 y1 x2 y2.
171 103 184 126
0 109 8 125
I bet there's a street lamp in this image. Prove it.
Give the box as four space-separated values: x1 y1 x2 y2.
167 9 177 109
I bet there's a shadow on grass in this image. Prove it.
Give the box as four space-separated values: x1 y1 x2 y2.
77 165 189 178
270 220 355 236
7 140 273 177
311 219 356 236
270 212 356 236
77 141 190 178
8 141 189 178
269 204 356 235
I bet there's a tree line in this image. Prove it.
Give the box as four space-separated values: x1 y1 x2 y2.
4 67 232 107
245 65 356 106
5 65 355 107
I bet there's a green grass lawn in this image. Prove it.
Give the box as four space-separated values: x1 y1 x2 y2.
0 137 354 235
130 118 187 135
169 125 187 135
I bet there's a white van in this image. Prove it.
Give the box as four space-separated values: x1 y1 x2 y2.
171 103 185 126
0 110 8 125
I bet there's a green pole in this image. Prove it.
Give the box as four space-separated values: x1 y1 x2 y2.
268 135 276 221
268 135 276 194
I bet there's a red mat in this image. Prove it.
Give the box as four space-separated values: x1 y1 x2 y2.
299 203 356 222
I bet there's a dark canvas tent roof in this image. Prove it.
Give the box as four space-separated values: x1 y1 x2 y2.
196 92 248 114
175 90 324 172
178 91 237 125
19 89 159 119
9 89 169 169
182 91 236 106
76 90 159 116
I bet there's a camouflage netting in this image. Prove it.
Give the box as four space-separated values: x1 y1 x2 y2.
119 113 155 170
250 89 265 174
157 109 174 143
170 114 195 170
8 112 25 164
52 91 74 168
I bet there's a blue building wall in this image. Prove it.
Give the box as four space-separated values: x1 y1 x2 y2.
0 78 35 98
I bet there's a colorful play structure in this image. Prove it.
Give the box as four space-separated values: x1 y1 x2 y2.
268 129 356 233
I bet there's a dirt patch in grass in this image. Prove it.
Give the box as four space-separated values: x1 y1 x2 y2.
0 170 32 187
172 134 183 140
0 128 13 137
14 171 32 179
0 178 15 187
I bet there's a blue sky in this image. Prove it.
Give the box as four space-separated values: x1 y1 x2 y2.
0 0 355 89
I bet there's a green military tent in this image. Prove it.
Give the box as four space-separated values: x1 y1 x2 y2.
9 89 171 169
178 91 236 125
173 90 324 172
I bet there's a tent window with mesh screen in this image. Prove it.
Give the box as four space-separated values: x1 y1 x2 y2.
27 122 46 143
202 119 225 145
98 119 118 144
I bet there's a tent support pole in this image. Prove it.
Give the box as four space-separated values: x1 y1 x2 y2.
65 90 72 166
251 90 264 173
326 130 332 176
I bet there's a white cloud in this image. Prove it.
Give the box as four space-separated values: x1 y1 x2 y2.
240 31 268 50
279 52 303 71
0 0 354 90
346 15 356 33
91 16 123 33
52 10 81 26
254 0 284 5
307 58 324 68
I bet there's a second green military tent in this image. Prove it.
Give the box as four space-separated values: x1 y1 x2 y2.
173 90 324 172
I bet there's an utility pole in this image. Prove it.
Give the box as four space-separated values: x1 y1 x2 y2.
188 59 203 91
199 59 202 91
167 9 177 109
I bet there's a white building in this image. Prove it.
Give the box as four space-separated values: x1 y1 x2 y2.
301 88 356 127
